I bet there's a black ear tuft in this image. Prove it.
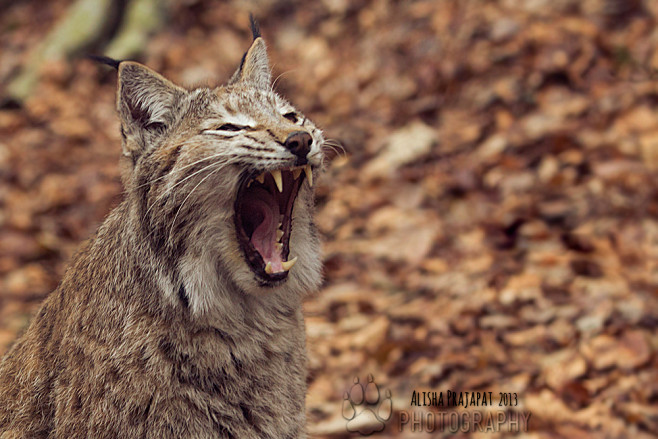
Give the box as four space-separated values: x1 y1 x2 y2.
249 14 261 40
237 51 248 73
228 16 270 87
87 55 122 70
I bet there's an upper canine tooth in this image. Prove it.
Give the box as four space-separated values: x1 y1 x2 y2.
304 165 313 187
256 173 265 184
281 257 298 271
276 229 284 240
272 169 283 192
292 168 302 180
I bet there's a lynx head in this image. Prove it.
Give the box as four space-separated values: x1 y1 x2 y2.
113 23 324 313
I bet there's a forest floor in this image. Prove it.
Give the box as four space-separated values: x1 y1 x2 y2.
1 0 658 438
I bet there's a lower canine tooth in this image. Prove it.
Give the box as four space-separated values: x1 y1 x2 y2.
256 173 265 184
276 229 284 240
292 168 302 180
281 257 298 271
304 165 313 187
265 262 273 274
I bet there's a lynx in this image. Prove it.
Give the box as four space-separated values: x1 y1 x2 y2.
0 20 324 439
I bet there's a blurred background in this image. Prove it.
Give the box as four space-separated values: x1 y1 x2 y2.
1 0 658 437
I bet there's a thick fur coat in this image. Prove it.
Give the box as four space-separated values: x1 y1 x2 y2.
0 26 324 439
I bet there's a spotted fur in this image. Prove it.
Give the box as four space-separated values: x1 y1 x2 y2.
0 32 324 438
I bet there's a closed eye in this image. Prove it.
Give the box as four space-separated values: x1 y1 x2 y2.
217 123 246 131
283 112 298 123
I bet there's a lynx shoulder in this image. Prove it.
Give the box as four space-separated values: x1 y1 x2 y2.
0 23 324 439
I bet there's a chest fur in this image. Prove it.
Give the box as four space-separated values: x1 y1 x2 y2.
7 293 308 439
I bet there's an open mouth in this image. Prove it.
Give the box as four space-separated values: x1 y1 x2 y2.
234 165 313 284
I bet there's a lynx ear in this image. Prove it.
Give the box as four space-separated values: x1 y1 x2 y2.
117 62 186 152
229 37 272 90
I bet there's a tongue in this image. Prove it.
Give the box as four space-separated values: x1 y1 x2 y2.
242 187 284 272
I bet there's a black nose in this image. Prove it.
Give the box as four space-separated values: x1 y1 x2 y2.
284 131 312 160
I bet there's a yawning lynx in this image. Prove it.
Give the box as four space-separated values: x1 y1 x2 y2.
0 20 324 439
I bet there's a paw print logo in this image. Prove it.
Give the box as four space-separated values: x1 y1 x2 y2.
341 374 393 435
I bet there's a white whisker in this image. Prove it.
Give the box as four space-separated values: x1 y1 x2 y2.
271 69 297 91
144 158 227 220
127 147 225 194
168 164 224 241
321 139 346 157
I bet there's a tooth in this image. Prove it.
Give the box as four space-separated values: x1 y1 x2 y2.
256 173 265 184
276 229 284 240
247 180 252 187
281 257 298 271
265 262 273 274
304 165 313 187
275 242 283 252
271 169 283 192
292 168 302 180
